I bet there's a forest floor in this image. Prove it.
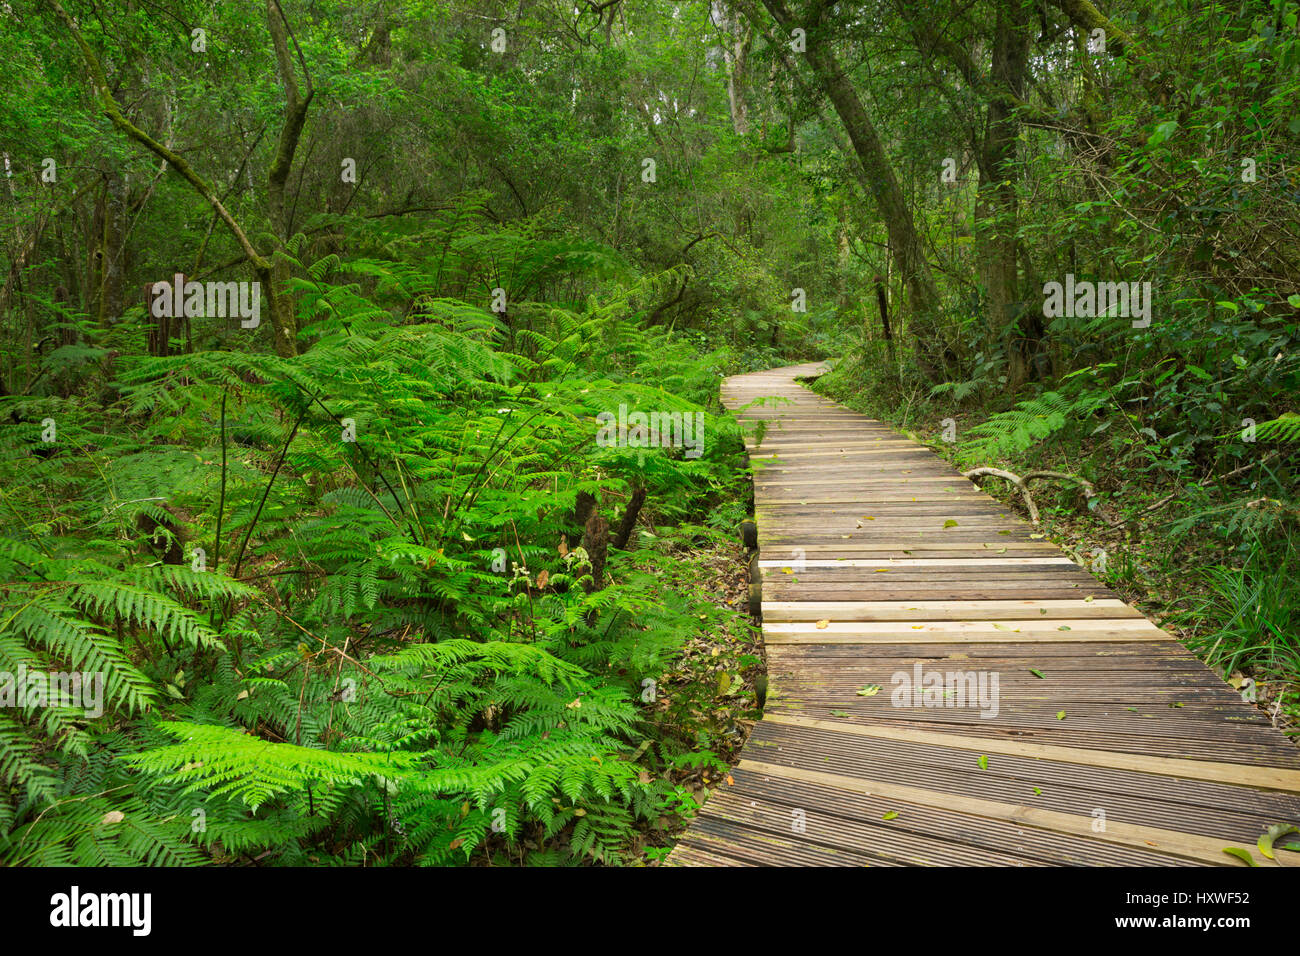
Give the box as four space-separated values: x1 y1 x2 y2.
637 535 765 863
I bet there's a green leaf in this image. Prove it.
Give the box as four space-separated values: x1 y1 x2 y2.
1222 847 1257 866
1258 824 1300 860
977 755 988 770
882 811 898 821
1029 668 1046 679
1148 120 1179 146
856 684 881 697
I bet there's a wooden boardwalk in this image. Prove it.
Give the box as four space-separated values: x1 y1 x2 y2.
668 362 1300 866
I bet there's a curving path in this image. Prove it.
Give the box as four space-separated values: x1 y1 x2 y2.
667 362 1300 866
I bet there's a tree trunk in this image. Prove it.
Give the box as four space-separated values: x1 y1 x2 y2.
97 166 129 330
265 0 314 358
981 0 1033 387
757 0 943 368
719 6 753 136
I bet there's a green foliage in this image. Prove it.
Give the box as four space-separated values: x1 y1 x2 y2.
0 212 751 866
961 390 1107 461
1177 541 1300 680
1251 413 1300 444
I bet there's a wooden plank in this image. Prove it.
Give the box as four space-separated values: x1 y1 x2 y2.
763 714 1300 792
739 760 1295 866
759 556 1071 564
761 599 1141 620
764 619 1162 634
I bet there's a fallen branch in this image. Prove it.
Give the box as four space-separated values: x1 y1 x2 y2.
962 467 1098 525
1127 450 1282 523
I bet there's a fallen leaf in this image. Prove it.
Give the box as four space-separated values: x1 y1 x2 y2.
1222 847 1257 866
536 569 549 588
977 755 988 770
1029 668 1046 679
856 684 882 697
943 519 959 529
1258 823 1300 860
815 619 830 629
1056 710 1067 720
100 811 124 826
882 811 899 821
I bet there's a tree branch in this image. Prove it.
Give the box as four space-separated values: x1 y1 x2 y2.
963 466 1098 524
50 1 269 271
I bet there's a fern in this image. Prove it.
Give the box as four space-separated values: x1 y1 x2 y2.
1250 412 1300 443
0 214 744 866
962 389 1107 461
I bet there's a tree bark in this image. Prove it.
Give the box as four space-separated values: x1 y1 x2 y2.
612 485 646 550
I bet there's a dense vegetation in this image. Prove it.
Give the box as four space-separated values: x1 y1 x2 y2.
1 0 1296 866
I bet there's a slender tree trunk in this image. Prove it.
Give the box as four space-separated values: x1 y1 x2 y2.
97 167 128 330
719 6 753 136
981 0 1033 387
757 0 943 370
265 0 315 358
